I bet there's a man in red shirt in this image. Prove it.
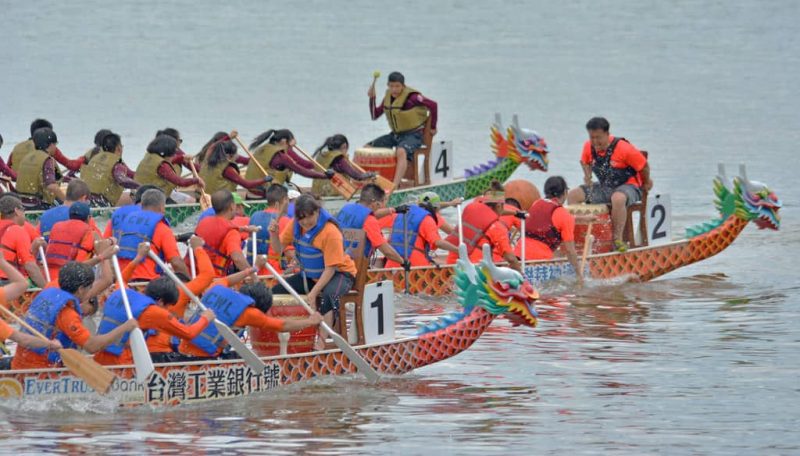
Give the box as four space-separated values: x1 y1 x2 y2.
0 195 47 287
567 117 653 251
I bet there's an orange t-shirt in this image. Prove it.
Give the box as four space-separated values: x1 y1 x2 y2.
514 206 575 260
0 224 35 279
23 221 40 240
279 221 357 276
179 307 284 358
384 213 441 268
580 136 647 187
12 305 91 369
0 318 13 341
118 221 181 280
362 214 387 251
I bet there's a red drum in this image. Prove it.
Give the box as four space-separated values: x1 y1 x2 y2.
354 147 397 182
251 295 317 356
568 204 613 254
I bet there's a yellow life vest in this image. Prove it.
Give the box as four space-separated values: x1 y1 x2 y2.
245 143 292 185
135 152 181 196
382 86 429 134
200 159 239 194
17 149 56 203
10 140 34 173
311 149 345 197
81 151 124 204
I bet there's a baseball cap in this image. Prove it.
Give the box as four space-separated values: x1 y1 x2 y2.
287 189 301 200
232 192 250 208
417 191 441 208
69 202 91 221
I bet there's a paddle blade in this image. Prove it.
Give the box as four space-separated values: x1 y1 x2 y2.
129 328 155 384
322 323 380 383
214 320 267 373
59 349 116 394
374 175 395 193
331 173 357 200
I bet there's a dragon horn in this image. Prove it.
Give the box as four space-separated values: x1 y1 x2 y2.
716 163 732 190
456 243 478 285
512 114 521 134
494 113 503 130
480 244 523 283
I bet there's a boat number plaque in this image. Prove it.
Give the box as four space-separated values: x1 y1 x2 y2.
362 280 395 344
430 141 453 184
646 194 671 245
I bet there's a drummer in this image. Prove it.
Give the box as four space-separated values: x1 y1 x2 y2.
367 71 438 191
311 134 376 197
243 129 334 200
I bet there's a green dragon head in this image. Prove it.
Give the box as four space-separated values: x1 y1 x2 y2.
715 164 781 230
455 244 539 327
490 114 549 172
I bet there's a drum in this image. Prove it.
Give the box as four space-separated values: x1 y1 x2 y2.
354 147 397 182
567 204 613 254
250 295 317 356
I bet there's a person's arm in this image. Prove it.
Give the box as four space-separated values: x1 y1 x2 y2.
22 259 46 287
270 219 292 256
9 329 62 351
141 306 213 340
410 93 438 131
42 158 67 201
53 148 85 172
377 243 404 265
82 320 138 353
331 157 372 180
112 162 140 189
640 163 652 191
281 312 323 332
235 154 250 165
273 150 330 179
155 223 191 278
369 93 384 120
222 165 271 190
433 239 459 253
157 162 200 187
0 256 29 301
0 156 17 180
86 247 117 299
561 241 582 285
306 266 335 307
121 241 149 284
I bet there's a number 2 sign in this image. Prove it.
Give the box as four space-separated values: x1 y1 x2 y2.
646 194 671 246
429 141 453 184
361 280 395 344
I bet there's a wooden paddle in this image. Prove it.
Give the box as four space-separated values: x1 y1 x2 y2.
579 222 594 278
148 251 268 374
110 254 155 384
262 261 380 383
292 145 357 200
187 159 211 211
0 304 116 394
350 161 394 193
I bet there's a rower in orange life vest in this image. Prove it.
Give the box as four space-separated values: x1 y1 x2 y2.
0 195 48 287
517 176 584 285
335 183 406 265
247 184 294 275
193 190 257 277
244 129 334 199
43 202 100 281
445 181 522 271
179 282 323 359
567 117 652 252
367 71 438 191
38 179 102 243
311 134 377 197
269 194 356 349
384 192 459 268
11 260 138 370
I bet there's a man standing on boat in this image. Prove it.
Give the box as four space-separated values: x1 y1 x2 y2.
567 117 652 252
367 71 438 191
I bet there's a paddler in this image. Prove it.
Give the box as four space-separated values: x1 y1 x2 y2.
80 132 139 207
198 135 272 195
0 195 48 287
193 190 257 276
335 183 405 265
134 134 204 204
15 127 66 210
115 188 192 281
43 202 97 281
383 191 458 268
311 134 376 197
178 282 323 359
444 181 522 271
248 184 293 275
269 194 355 349
244 129 334 199
517 176 583 284
38 179 101 242
367 71 438 190
82 128 113 164
11 260 138 370
196 131 250 168
566 117 652 252
102 184 160 240
9 119 86 176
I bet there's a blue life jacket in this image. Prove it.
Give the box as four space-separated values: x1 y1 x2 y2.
109 204 139 241
96 289 155 356
186 285 253 356
294 209 337 279
287 202 295 218
247 210 278 255
197 207 216 223
336 203 373 257
39 205 70 242
390 205 429 259
117 208 169 260
22 288 81 363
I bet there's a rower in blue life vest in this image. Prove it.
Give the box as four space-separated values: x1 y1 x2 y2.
335 183 405 265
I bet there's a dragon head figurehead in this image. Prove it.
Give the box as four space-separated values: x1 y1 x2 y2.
491 114 549 172
715 164 781 230
455 244 539 327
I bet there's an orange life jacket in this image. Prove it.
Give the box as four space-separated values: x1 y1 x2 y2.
194 216 238 275
0 220 22 270
525 199 562 251
444 199 500 255
45 219 93 267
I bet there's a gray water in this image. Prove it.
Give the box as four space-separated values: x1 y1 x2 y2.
2 0 799 454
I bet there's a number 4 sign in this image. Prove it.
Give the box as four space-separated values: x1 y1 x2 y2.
646 194 671 246
361 280 395 344
429 141 453 184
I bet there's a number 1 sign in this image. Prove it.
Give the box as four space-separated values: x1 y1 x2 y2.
361 280 395 344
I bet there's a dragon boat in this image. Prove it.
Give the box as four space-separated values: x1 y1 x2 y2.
23 115 549 227
0 247 537 408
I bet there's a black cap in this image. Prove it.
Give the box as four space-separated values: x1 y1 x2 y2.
69 202 91 221
32 128 58 150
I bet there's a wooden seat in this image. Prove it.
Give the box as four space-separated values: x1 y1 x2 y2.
403 116 434 187
337 229 369 342
622 150 649 248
